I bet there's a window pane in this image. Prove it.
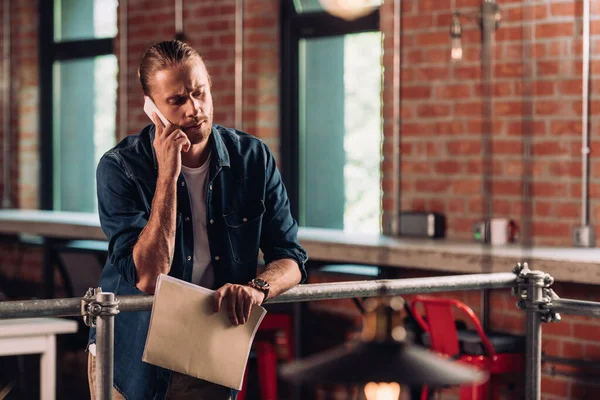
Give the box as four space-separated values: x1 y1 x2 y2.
298 32 383 233
53 55 118 212
54 0 118 42
293 0 382 14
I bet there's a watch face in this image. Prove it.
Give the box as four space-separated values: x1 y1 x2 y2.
253 279 269 289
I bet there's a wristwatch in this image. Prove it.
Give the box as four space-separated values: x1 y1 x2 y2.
247 278 270 301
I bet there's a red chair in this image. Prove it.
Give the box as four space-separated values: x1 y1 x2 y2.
237 313 294 400
409 296 524 400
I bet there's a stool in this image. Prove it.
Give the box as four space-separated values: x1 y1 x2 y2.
410 296 525 400
237 313 294 400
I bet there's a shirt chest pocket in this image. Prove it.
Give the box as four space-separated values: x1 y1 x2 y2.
223 200 266 264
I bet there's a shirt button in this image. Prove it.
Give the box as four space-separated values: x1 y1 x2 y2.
209 219 214 224
242 217 248 222
214 256 220 261
187 256 192 261
181 181 186 187
185 216 190 222
209 184 213 190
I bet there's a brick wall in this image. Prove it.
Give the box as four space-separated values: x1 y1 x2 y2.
392 0 600 246
0 0 40 209
1 1 600 399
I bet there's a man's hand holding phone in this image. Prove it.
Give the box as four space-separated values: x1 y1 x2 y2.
144 97 191 181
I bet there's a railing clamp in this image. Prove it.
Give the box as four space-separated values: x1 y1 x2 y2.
513 262 561 323
82 287 120 328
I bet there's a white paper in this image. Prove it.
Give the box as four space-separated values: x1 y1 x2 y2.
142 274 267 390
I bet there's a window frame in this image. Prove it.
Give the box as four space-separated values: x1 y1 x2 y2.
279 0 380 219
39 0 114 210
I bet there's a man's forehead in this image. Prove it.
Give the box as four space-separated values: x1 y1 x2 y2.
153 60 209 91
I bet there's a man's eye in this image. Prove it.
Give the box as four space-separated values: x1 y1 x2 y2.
193 91 204 98
170 97 185 105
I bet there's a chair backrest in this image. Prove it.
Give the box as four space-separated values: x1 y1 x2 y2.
410 296 496 359
411 297 461 358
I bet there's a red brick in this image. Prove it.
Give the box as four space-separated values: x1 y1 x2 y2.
496 26 523 42
401 86 431 99
435 84 472 99
550 2 582 17
572 322 600 342
556 203 580 219
402 162 432 174
453 180 481 195
401 15 433 31
541 376 569 398
536 22 574 39
435 161 462 175
447 141 481 155
417 104 451 118
494 101 522 117
455 102 483 117
532 222 571 238
548 161 580 178
532 182 570 198
562 340 585 358
494 63 523 78
533 142 570 156
492 181 522 196
415 180 452 194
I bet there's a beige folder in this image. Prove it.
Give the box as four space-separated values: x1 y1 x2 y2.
142 274 267 390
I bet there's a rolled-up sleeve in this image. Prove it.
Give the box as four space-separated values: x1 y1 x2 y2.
96 153 148 286
259 146 308 283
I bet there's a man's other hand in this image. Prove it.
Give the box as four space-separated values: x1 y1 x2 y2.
213 283 265 326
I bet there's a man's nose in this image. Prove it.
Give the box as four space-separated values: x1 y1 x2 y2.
186 96 202 117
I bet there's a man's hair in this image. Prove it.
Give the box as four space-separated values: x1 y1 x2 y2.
138 40 206 96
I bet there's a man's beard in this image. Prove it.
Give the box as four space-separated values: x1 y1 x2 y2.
186 111 213 145
187 122 211 145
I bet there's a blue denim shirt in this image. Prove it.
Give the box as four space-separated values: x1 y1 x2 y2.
90 124 307 400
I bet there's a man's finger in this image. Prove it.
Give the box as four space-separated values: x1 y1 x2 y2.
229 295 238 326
181 135 192 153
152 113 165 131
235 291 245 325
165 127 185 142
213 289 225 312
243 293 252 324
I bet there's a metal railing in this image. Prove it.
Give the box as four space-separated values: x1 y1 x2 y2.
0 264 597 400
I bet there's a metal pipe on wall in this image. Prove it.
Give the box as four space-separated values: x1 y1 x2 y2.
581 0 591 226
2 0 11 208
175 0 183 37
389 0 401 236
118 0 128 139
234 0 244 129
479 0 498 331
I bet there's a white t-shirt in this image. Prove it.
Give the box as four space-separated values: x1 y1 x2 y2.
181 154 214 288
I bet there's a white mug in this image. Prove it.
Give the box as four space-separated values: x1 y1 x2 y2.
490 218 510 246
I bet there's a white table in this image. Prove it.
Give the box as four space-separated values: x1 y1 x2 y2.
0 318 78 400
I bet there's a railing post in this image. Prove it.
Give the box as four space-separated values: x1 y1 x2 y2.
82 288 120 400
514 263 559 400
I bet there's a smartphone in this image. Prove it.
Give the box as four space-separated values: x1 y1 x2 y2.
143 96 170 126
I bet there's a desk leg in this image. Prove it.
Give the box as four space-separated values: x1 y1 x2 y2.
43 240 55 299
40 335 56 400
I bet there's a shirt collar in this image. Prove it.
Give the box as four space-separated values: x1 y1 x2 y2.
149 124 231 170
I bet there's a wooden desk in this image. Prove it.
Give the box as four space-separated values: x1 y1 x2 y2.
1 209 600 285
0 318 78 400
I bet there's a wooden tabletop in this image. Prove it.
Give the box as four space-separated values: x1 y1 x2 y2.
0 209 599 285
